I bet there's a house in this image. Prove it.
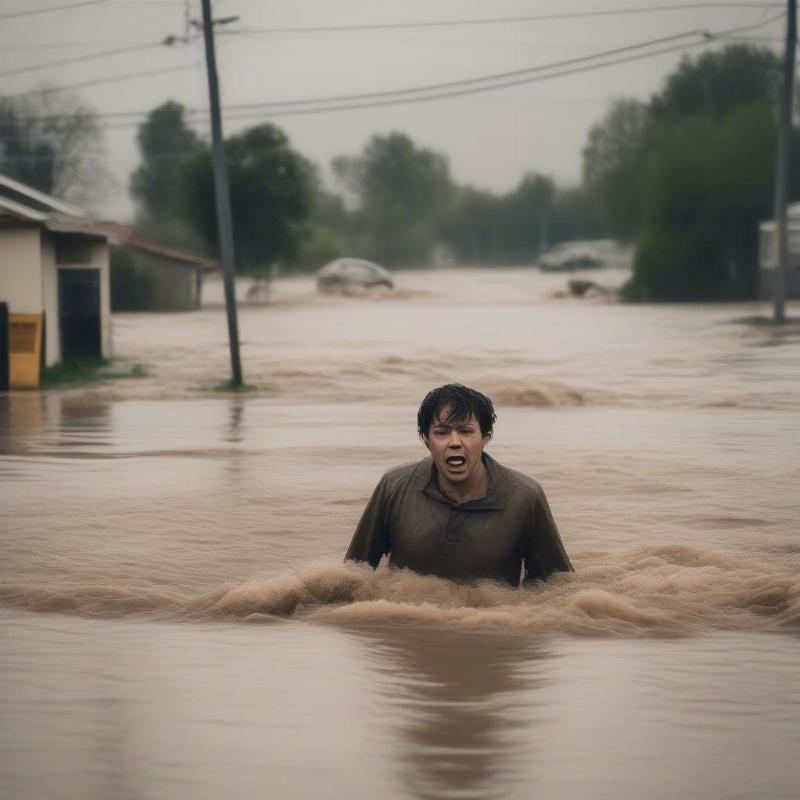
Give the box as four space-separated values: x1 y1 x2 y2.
93 221 218 312
758 204 800 299
0 174 220 387
0 174 112 385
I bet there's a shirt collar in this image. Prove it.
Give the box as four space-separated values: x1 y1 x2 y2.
414 452 507 510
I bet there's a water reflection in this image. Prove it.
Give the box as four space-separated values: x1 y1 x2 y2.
87 690 136 800
343 625 551 799
226 396 245 445
222 396 247 486
0 391 46 454
53 395 112 451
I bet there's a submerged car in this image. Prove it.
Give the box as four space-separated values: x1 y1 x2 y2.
539 243 604 271
317 258 394 292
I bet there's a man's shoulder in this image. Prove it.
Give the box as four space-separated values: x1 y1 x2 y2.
379 457 431 491
490 457 547 500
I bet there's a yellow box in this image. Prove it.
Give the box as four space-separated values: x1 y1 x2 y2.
9 313 43 389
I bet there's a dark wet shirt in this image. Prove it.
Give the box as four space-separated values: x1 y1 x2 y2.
345 454 573 586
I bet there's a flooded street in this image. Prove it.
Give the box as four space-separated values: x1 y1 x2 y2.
2 267 800 799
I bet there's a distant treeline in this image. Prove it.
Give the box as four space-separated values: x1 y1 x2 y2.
123 103 599 274
1 44 798 300
585 45 800 301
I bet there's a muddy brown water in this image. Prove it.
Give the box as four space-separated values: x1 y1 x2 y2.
1 268 799 799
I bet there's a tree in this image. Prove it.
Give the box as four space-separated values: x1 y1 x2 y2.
440 184 504 264
440 175 593 266
0 87 110 208
627 105 777 300
550 186 600 244
582 98 649 240
178 123 314 271
650 45 780 124
624 45 786 300
506 172 555 258
288 171 354 270
109 248 156 310
583 99 649 186
444 173 556 264
130 101 201 227
333 132 452 265
579 44 793 299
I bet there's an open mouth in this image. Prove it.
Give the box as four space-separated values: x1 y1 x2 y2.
445 455 466 468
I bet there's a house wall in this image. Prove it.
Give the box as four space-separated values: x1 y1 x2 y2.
0 224 43 313
95 239 112 358
41 230 59 365
51 233 112 361
757 222 800 299
110 248 200 310
759 266 800 300
150 255 197 309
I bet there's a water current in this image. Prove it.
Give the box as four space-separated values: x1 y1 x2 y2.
1 268 799 798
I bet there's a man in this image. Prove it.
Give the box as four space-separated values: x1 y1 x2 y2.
345 384 573 586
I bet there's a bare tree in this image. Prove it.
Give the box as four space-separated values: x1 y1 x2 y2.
0 85 113 210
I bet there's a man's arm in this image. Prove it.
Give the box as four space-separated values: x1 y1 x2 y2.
523 486 573 584
345 477 391 568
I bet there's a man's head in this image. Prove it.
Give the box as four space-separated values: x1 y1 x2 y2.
417 384 496 439
418 385 496 486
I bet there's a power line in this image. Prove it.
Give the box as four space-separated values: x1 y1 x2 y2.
2 11 784 127
200 30 707 115
0 3 778 50
222 39 721 121
0 43 162 79
0 0 109 22
722 34 787 39
3 28 702 119
0 21 772 149
0 39 154 51
16 33 727 133
207 13 787 121
0 3 760 58
166 13 790 118
228 2 782 36
0 28 764 154
8 63 200 97
0 2 780 82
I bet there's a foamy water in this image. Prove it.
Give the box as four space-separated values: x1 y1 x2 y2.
2 547 799 638
2 268 799 799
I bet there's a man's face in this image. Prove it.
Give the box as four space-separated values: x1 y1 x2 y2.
423 409 490 485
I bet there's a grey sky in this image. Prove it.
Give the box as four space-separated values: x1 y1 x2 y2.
0 0 787 218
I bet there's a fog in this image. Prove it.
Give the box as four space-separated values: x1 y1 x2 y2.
1 0 786 216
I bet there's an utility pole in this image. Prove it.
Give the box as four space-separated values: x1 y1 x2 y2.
200 0 243 385
773 0 797 323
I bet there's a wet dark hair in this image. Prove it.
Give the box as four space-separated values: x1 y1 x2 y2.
417 384 496 438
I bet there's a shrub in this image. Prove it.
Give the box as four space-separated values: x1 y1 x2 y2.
624 228 728 301
110 248 155 310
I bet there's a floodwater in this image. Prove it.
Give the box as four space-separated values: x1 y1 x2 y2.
1 267 799 799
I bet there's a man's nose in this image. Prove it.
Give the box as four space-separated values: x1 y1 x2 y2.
447 431 463 447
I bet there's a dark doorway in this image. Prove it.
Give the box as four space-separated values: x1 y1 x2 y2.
58 269 101 359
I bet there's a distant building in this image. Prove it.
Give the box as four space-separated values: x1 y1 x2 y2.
93 221 218 312
0 174 218 387
758 204 800 299
0 174 112 372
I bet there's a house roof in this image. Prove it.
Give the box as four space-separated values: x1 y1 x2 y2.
0 173 217 271
0 195 50 223
0 172 97 236
86 221 219 271
0 173 86 218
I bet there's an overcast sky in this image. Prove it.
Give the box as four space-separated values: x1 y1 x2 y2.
0 0 788 218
